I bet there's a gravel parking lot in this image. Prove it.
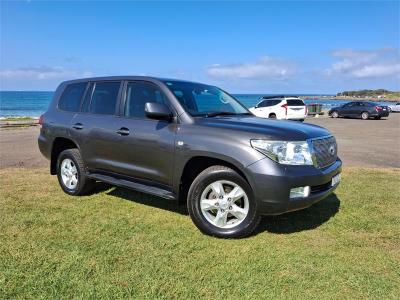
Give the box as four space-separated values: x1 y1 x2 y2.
1 113 399 169
306 113 399 168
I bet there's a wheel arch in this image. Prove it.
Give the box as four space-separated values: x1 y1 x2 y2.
50 137 79 175
177 156 250 203
268 112 277 118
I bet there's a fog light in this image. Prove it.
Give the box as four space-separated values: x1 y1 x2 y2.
290 186 310 199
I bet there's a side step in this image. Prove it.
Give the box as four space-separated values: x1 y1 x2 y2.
87 173 176 200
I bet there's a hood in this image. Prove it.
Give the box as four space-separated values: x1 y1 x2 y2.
195 115 331 140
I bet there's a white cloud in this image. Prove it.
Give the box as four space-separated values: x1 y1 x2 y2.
326 49 400 79
206 56 297 80
0 66 92 80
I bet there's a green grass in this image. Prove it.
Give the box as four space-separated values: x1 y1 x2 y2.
1 168 399 299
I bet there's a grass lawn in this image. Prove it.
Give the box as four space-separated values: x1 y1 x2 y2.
1 168 399 299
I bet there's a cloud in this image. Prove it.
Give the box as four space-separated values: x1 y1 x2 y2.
0 66 92 80
326 48 400 79
206 56 297 80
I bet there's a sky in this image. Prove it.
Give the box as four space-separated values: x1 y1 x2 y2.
0 0 399 93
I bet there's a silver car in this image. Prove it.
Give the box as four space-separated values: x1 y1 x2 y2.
389 103 400 113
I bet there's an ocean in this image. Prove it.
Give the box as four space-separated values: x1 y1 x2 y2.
0 91 394 118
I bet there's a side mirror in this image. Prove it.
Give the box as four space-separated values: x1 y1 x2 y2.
145 102 172 121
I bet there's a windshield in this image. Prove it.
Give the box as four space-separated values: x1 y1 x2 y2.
163 80 249 116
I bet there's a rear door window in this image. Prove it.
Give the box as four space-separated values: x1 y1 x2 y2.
58 82 87 112
286 99 305 106
88 82 121 115
258 100 270 107
271 100 282 106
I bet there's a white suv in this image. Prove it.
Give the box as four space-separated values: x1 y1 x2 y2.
249 96 307 121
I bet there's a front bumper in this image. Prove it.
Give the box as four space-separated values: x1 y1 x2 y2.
245 158 342 215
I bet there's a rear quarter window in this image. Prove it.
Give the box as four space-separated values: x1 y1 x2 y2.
58 82 87 112
286 99 305 106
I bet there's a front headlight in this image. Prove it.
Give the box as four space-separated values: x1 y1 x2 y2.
251 140 313 165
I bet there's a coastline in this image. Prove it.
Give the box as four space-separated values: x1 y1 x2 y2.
300 96 400 102
1 93 398 120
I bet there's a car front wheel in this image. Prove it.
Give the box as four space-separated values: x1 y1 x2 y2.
187 165 261 238
331 111 339 118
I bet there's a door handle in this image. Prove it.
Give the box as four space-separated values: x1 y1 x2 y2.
72 123 83 130
116 127 130 136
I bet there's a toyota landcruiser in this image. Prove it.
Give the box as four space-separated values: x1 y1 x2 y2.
38 76 342 238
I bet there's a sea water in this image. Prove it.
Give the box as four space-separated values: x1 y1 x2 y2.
0 91 393 118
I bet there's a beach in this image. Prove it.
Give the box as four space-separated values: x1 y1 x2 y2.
1 114 399 169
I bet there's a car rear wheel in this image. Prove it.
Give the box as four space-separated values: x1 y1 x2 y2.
374 116 381 120
361 111 369 120
187 166 260 238
269 113 277 119
331 111 339 118
57 149 95 195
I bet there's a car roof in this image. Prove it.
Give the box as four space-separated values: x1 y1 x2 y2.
258 97 302 103
260 95 299 100
60 76 201 86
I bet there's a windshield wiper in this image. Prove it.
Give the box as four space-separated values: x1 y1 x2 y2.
204 111 251 118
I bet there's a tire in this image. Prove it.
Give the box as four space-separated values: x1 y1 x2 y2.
269 113 277 119
57 149 95 196
361 111 369 120
187 165 261 238
331 111 339 118
374 116 381 120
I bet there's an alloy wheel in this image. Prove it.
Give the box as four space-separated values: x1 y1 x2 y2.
200 180 249 229
60 158 78 189
361 112 369 120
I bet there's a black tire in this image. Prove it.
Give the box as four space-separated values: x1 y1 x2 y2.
361 111 369 120
375 116 381 120
57 149 95 196
187 165 261 238
331 111 339 118
269 113 277 119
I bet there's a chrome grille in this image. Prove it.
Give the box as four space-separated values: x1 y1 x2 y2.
311 136 337 168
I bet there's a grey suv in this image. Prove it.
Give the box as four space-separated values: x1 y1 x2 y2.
38 76 342 238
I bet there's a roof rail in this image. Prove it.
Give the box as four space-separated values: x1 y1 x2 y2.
260 95 299 99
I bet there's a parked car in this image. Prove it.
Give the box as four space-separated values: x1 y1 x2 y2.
388 103 400 113
38 77 341 238
329 101 390 120
249 96 307 121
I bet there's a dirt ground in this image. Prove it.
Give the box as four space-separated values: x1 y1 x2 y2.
0 114 399 169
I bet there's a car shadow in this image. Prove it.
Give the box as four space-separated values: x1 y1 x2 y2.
255 194 340 235
105 186 340 234
90 182 114 194
106 187 188 216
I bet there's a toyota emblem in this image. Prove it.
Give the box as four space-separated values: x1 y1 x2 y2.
329 144 335 156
